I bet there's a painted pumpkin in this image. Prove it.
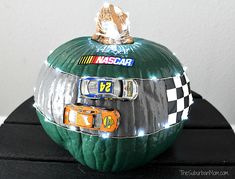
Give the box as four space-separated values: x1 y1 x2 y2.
34 4 193 172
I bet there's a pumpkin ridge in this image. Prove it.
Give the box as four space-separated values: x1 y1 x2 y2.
69 45 98 75
91 135 99 170
103 139 113 171
81 134 92 168
77 133 85 165
122 138 136 170
58 44 87 71
54 124 66 147
48 41 82 67
144 133 154 164
52 43 87 71
64 127 76 156
158 48 183 76
81 134 91 167
101 139 108 171
55 39 90 67
111 139 120 171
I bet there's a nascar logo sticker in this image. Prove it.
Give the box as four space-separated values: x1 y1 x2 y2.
78 55 135 67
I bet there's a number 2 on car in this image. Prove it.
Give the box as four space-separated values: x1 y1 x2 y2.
98 81 113 93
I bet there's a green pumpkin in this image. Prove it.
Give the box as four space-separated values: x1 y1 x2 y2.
34 36 188 172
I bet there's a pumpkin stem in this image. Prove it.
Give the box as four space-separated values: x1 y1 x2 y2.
92 3 134 45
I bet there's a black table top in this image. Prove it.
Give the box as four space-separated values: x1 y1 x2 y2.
0 91 234 179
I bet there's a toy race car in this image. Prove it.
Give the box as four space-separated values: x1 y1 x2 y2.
63 104 120 132
78 78 138 100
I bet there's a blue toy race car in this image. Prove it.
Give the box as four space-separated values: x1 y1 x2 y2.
78 77 138 100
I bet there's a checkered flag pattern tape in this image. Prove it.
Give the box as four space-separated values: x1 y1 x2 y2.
165 72 193 126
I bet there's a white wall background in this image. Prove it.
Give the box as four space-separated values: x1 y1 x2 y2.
0 0 235 126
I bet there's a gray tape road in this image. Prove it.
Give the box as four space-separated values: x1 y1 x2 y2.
34 64 169 137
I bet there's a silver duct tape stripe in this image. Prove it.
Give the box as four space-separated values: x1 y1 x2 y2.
39 61 187 81
34 64 186 137
34 64 79 126
36 108 181 139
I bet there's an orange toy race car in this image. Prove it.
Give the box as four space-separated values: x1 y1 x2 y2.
63 104 120 132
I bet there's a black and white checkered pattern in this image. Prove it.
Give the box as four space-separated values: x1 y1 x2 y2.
165 72 193 126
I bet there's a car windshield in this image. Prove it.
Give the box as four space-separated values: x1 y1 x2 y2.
83 110 92 114
81 115 91 126
113 80 122 97
94 114 102 128
69 110 77 123
127 81 133 97
88 80 98 94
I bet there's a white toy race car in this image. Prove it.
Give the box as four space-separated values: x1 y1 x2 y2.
78 77 138 100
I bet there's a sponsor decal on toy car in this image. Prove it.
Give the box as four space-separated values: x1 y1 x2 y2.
98 81 113 93
103 116 114 129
